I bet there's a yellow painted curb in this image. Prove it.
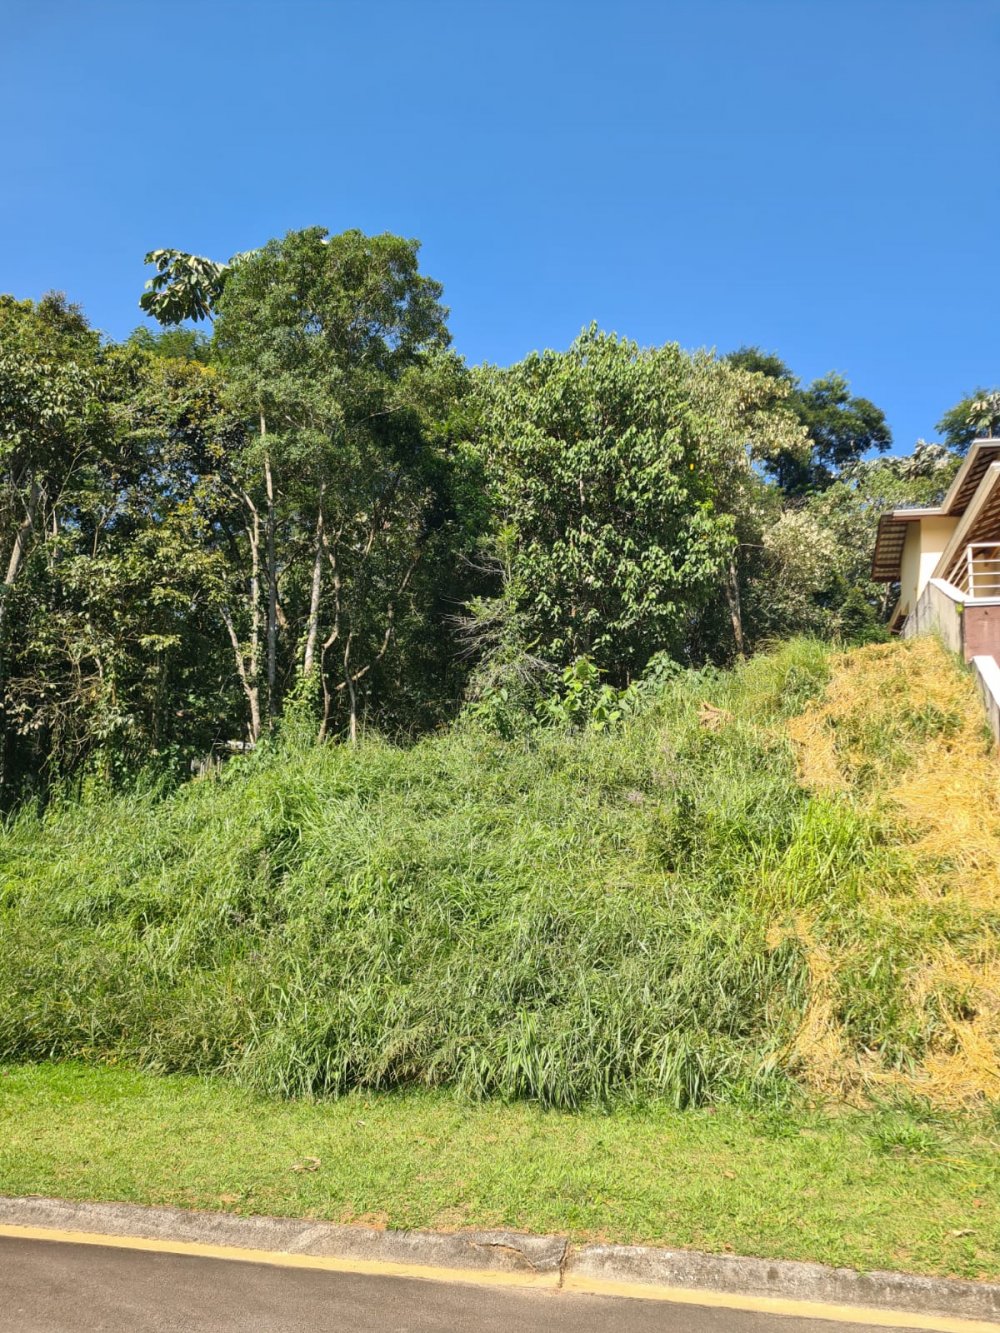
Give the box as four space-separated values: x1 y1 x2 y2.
562 1272 1000 1331
1 1222 997 1332
0 1223 557 1291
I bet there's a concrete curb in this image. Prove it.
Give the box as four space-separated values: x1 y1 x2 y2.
568 1243 1000 1323
0 1196 565 1276
1 1195 998 1325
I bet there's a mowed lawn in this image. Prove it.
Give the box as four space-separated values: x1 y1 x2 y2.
1 1062 997 1282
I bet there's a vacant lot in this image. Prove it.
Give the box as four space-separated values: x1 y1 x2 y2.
1 637 998 1110
3 636 999 1275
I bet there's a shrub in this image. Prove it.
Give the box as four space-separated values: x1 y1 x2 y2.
2 636 994 1112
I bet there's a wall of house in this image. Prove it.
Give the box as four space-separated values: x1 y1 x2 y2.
964 605 1000 661
898 516 959 615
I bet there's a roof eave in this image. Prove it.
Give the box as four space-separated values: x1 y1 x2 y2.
942 438 1000 516
932 461 1000 583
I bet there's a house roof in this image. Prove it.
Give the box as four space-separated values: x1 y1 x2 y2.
933 461 1000 586
870 439 1000 583
871 510 920 581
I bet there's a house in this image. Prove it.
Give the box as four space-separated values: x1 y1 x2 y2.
872 437 1000 658
872 436 1000 740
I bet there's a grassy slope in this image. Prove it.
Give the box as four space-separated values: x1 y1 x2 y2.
785 636 1000 1108
0 639 835 1107
2 636 999 1277
1 635 998 1109
1 1062 997 1281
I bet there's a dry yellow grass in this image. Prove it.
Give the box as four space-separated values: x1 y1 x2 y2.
785 637 1000 1107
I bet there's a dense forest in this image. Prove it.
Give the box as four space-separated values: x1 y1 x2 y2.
1 225 995 804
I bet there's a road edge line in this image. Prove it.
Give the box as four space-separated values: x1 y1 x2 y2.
1 1195 998 1330
0 1223 558 1291
561 1271 1000 1332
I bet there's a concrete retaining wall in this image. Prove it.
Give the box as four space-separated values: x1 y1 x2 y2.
901 578 1000 746
972 654 1000 747
902 578 965 655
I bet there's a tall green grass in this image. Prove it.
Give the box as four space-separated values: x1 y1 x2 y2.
0 639 907 1108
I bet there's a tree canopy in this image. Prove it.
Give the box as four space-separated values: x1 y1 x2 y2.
937 388 1000 451
0 228 970 802
725 347 891 492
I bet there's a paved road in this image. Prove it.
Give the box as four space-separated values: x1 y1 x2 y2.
0 1236 938 1332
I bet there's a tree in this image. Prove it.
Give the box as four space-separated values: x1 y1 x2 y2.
136 227 474 741
0 294 104 617
937 389 1000 451
741 508 844 642
725 348 892 492
796 373 892 482
1 334 245 793
211 226 467 740
139 249 228 324
126 325 214 363
473 329 744 684
0 295 111 794
804 442 960 622
681 352 807 658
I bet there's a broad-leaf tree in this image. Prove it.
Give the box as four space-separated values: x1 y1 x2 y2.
139 249 228 324
2 333 245 789
725 347 891 492
212 226 467 740
0 295 109 792
474 328 742 683
937 388 1000 451
681 351 807 657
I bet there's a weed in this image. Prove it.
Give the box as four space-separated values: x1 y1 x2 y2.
0 636 996 1113
868 1116 942 1157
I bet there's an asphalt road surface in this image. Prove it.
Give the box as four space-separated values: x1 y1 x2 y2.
0 1236 944 1332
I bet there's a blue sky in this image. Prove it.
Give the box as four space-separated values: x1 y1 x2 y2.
4 0 998 452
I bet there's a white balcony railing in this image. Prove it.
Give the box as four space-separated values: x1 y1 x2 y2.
955 543 1000 599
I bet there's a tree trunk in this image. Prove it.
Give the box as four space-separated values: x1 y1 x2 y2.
248 684 262 742
262 413 278 723
302 491 324 677
0 478 44 795
318 530 342 743
221 488 264 745
1 479 39 599
344 632 358 744
4 479 40 589
725 557 745 659
0 479 40 637
221 608 262 743
319 668 333 743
